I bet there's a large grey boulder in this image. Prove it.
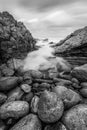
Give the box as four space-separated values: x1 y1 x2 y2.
62 104 87 130
10 114 42 130
38 90 64 123
0 101 29 119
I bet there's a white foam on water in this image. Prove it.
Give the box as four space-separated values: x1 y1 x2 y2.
23 40 55 70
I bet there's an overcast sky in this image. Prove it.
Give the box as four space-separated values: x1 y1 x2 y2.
0 0 87 41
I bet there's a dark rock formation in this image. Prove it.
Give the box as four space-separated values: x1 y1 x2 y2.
54 26 87 66
0 11 36 63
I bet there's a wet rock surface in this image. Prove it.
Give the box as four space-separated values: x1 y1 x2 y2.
0 12 87 130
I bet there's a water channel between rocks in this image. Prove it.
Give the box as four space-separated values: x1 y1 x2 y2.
23 39 65 71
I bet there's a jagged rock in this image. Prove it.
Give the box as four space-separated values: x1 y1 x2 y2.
52 86 82 109
0 101 29 119
55 26 87 65
62 104 87 130
0 64 14 76
0 77 22 91
10 114 42 130
55 26 87 56
38 90 64 123
71 64 87 82
0 11 36 63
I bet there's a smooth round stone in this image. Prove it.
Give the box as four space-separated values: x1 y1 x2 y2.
0 93 7 104
38 90 64 123
10 114 42 130
7 87 24 102
80 87 87 97
72 83 81 89
0 77 21 91
31 96 39 113
80 82 87 88
52 86 82 109
71 78 79 84
21 84 31 93
0 101 29 119
62 104 87 130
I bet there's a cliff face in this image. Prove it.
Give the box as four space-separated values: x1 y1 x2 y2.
55 26 87 56
55 26 87 66
0 12 36 63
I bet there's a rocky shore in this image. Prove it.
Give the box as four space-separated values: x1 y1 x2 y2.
0 12 36 64
0 12 87 130
54 26 87 66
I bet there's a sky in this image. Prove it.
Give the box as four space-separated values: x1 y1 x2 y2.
0 0 87 41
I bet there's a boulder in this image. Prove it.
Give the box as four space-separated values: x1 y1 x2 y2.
38 90 64 123
7 87 24 102
0 77 22 91
71 64 87 82
55 26 87 56
10 114 42 130
54 26 87 66
62 104 87 130
0 12 36 63
0 101 29 119
52 86 82 109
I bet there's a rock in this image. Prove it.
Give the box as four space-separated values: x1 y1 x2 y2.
0 101 29 119
7 58 23 70
55 26 87 57
10 114 42 130
72 83 81 89
7 87 24 102
22 92 33 103
80 82 87 88
0 64 14 76
80 87 87 98
31 96 39 113
0 77 22 91
53 78 72 86
33 79 53 84
0 11 35 63
62 104 87 130
40 83 50 89
38 90 64 123
71 64 87 82
30 70 43 79
20 84 31 93
44 122 67 130
52 86 81 109
0 93 7 104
